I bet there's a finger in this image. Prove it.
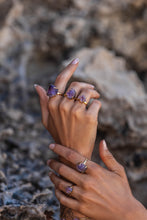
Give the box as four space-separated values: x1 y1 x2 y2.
49 144 102 174
55 189 79 211
34 84 49 128
59 82 95 111
75 88 100 109
48 159 83 185
99 140 125 177
54 58 79 93
49 172 81 200
87 100 101 116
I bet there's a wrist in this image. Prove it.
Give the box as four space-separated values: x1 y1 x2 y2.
125 197 147 220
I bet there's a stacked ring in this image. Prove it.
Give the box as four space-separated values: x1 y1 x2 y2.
64 88 76 100
76 158 88 173
76 95 87 105
65 185 73 196
47 84 63 97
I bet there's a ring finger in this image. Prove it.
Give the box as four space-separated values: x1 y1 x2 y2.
48 159 83 186
75 88 100 109
60 82 95 107
49 172 81 200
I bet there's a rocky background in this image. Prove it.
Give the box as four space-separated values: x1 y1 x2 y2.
0 0 147 219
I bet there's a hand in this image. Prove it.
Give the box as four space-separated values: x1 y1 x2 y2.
35 58 101 158
47 141 147 220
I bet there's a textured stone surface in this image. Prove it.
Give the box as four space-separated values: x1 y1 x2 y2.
69 47 147 148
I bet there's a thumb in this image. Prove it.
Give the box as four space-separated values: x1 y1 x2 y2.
34 84 49 128
99 140 125 177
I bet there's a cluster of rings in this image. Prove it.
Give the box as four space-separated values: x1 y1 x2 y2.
47 84 88 105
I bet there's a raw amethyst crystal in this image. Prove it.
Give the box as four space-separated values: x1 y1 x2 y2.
47 84 58 97
78 95 86 103
66 88 76 99
76 162 87 173
65 186 73 194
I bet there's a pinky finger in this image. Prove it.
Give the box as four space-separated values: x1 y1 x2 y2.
55 189 80 212
34 84 49 128
87 100 101 116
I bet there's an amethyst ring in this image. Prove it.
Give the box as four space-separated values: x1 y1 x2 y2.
76 158 88 173
47 84 63 98
65 185 73 196
76 95 88 105
64 88 76 100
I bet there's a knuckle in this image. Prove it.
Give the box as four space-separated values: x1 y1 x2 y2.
58 165 65 175
59 102 68 113
86 114 97 124
71 107 81 118
70 81 79 87
66 150 74 161
81 88 91 94
48 100 56 112
82 178 92 190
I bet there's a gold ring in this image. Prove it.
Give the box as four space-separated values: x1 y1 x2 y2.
65 185 73 196
76 98 88 105
76 158 88 173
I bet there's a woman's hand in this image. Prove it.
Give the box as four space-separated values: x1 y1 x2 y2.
47 141 147 220
35 58 101 158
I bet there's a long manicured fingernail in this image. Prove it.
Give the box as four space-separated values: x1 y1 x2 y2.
102 140 107 150
49 144 55 150
34 84 38 88
47 159 51 165
71 58 79 65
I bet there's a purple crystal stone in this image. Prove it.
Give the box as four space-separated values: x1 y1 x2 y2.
76 162 87 173
78 95 86 103
66 88 76 99
66 186 73 194
47 84 58 97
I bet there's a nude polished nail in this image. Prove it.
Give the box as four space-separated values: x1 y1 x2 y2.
71 58 79 65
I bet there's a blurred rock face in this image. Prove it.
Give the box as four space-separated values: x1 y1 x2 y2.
0 0 147 219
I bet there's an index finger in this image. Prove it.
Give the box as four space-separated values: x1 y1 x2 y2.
54 58 79 93
49 143 102 174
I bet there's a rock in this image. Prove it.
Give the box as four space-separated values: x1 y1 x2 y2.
0 171 7 184
0 0 147 217
0 128 14 139
66 47 147 149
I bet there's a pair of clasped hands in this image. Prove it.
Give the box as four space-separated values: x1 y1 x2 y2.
35 58 147 220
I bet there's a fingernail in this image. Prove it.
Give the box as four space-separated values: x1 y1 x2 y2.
47 159 51 165
49 144 55 150
71 58 79 65
49 171 52 177
34 84 38 88
102 140 107 150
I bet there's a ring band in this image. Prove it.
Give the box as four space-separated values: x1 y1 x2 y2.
64 88 76 100
76 158 88 173
65 185 73 196
76 95 88 105
76 98 87 105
